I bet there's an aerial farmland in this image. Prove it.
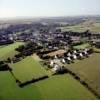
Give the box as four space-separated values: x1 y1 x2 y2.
0 15 100 100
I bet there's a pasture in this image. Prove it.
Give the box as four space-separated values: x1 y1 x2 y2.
0 71 42 100
60 21 100 33
94 47 100 53
0 42 24 60
93 23 100 27
35 74 96 100
0 71 96 100
65 53 100 96
73 43 90 49
10 56 47 83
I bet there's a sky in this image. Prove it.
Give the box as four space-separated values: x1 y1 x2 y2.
0 0 100 18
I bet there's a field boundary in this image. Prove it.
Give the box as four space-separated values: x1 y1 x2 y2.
9 69 49 87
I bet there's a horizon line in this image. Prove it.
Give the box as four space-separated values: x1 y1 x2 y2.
0 14 100 20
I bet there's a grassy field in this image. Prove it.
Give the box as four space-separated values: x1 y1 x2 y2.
0 71 96 100
65 53 100 96
73 43 90 49
0 45 7 48
94 47 100 52
10 56 47 83
60 21 100 33
0 71 42 100
35 74 96 100
93 23 100 27
0 42 24 60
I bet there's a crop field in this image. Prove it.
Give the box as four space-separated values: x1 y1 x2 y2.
10 56 47 83
65 53 100 96
0 71 96 100
0 42 24 60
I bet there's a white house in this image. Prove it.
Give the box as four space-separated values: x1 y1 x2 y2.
54 55 58 59
79 53 83 57
52 64 61 72
73 50 77 54
73 54 77 60
50 60 54 67
67 52 71 57
67 57 72 61
61 58 66 64
84 50 88 55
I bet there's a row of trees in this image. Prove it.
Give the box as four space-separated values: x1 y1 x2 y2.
0 61 11 71
6 41 43 63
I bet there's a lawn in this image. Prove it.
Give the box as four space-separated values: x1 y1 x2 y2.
10 56 47 83
73 43 90 49
93 22 100 27
0 71 96 100
65 53 100 96
0 42 24 60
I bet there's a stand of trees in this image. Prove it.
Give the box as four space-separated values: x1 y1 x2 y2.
0 61 11 71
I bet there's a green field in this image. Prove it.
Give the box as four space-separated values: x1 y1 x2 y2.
0 45 7 48
0 42 24 60
60 25 89 32
94 47 100 52
93 23 100 27
65 53 100 96
73 43 90 49
0 71 96 100
35 74 96 100
0 71 42 100
10 56 47 83
60 21 100 33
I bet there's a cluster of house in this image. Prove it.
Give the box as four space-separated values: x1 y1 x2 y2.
48 48 92 73
0 21 100 47
31 30 100 51
0 34 14 45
